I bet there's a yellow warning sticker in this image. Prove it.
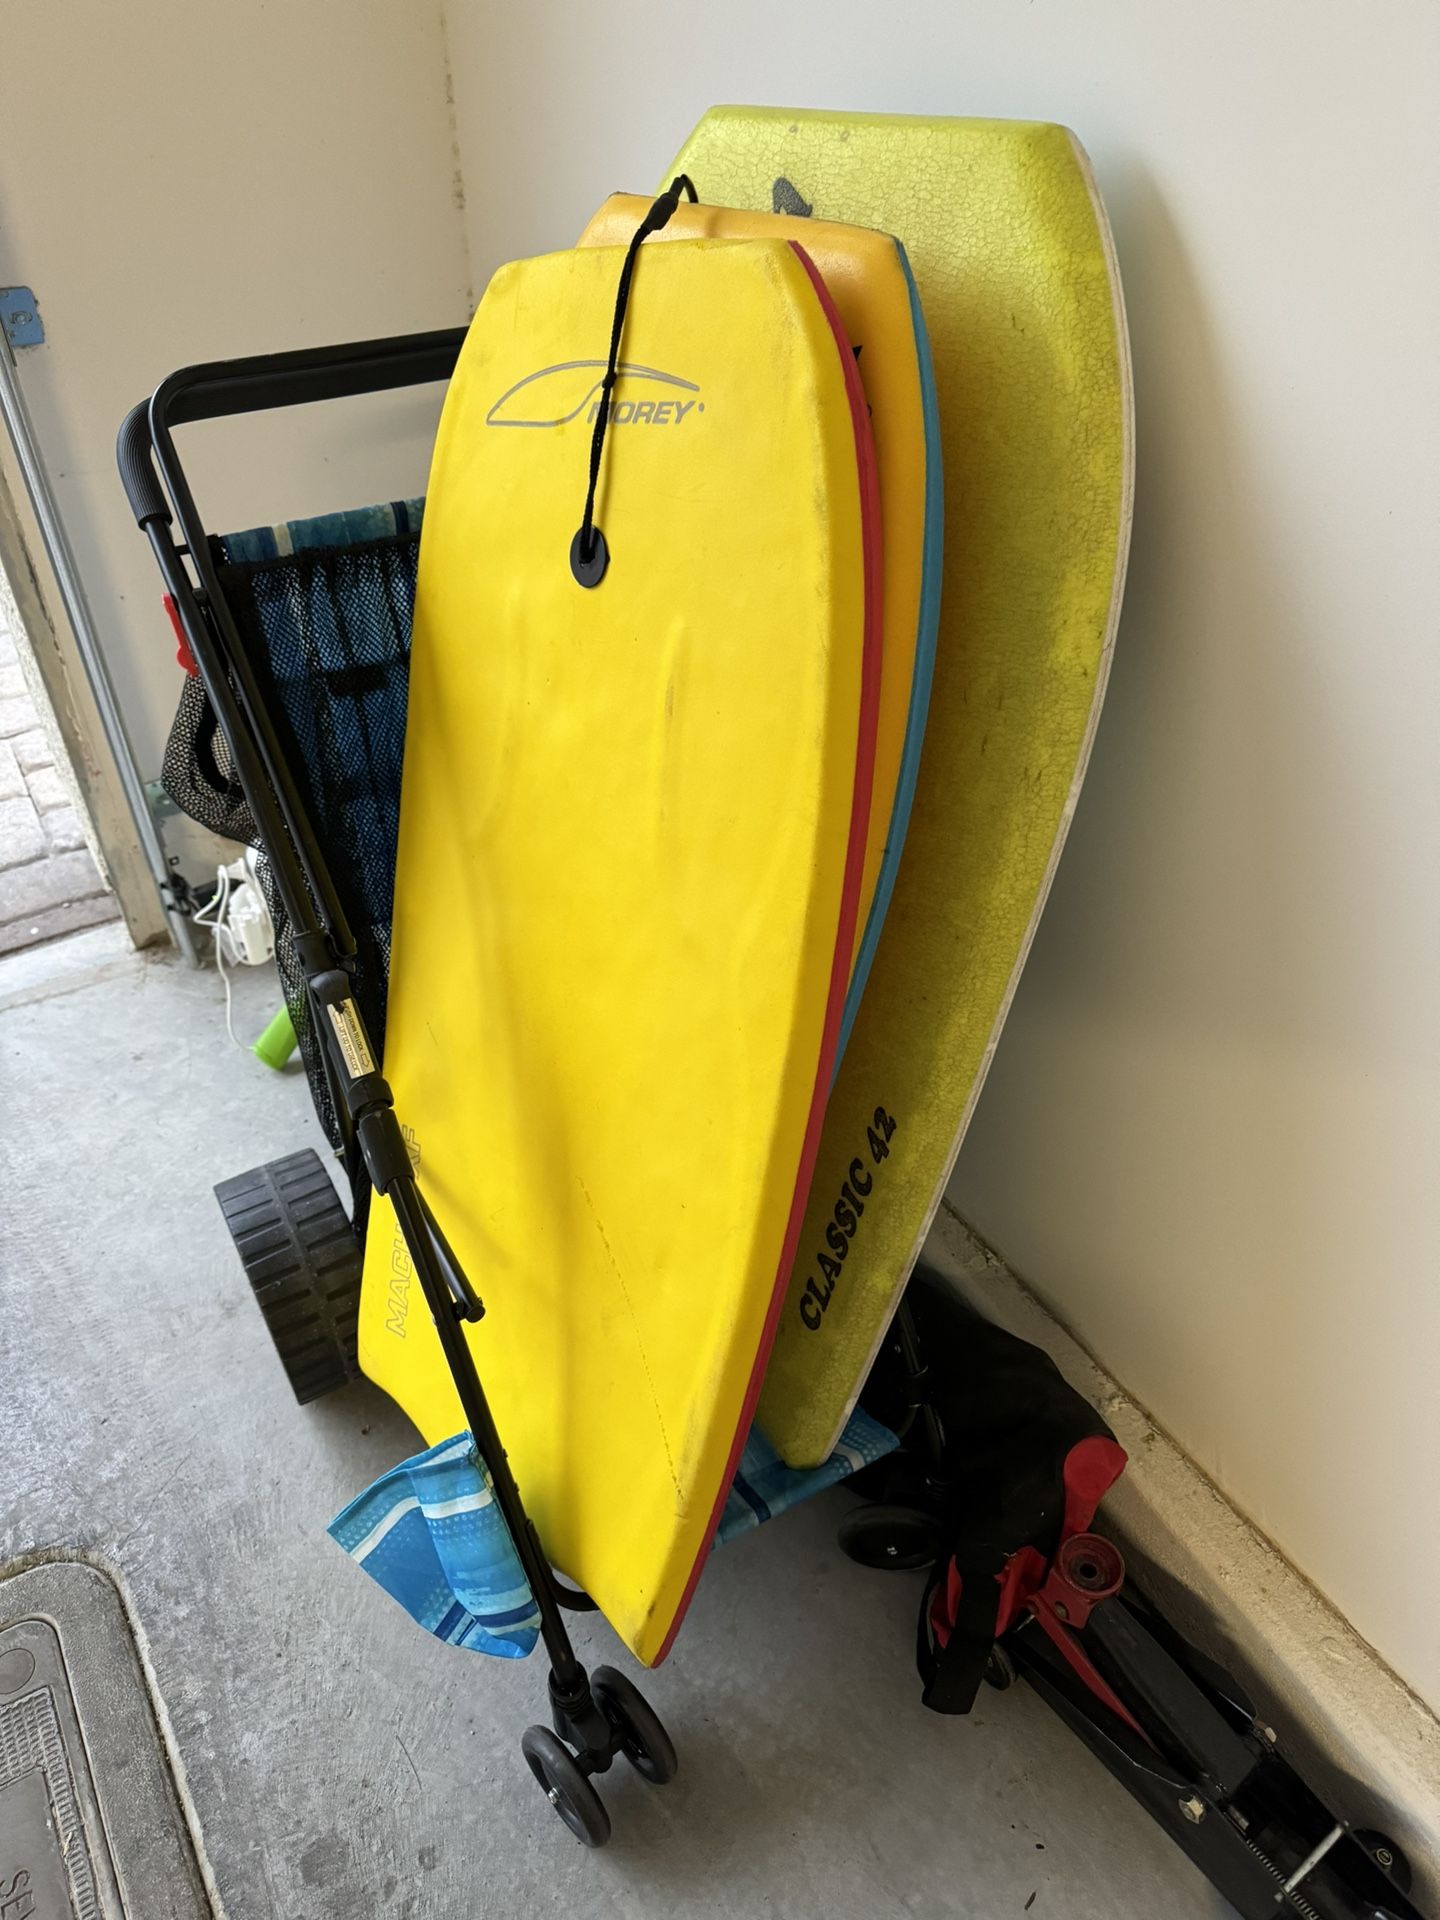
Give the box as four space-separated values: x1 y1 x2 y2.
326 1000 376 1080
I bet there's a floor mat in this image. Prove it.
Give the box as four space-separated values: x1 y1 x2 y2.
0 1561 213 1917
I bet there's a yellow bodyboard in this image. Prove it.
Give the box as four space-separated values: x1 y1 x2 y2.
667 111 1134 1464
578 195 939 1010
357 237 880 1661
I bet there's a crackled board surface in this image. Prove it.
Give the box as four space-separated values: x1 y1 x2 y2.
358 235 881 1663
668 109 1135 1464
579 194 942 1054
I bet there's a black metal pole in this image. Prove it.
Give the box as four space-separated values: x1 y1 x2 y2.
147 422 358 957
384 1174 584 1686
136 514 321 944
309 968 584 1687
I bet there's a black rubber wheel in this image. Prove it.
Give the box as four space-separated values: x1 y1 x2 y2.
521 1726 611 1847
983 1644 1019 1692
1353 1830 1412 1896
215 1148 361 1404
838 1503 944 1571
592 1666 679 1785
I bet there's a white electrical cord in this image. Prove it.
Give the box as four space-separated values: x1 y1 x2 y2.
194 854 279 1050
192 864 243 1049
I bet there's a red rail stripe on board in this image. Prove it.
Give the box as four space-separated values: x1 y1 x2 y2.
654 239 885 1664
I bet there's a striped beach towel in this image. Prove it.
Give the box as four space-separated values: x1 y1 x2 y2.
327 1432 541 1659
330 1411 899 1658
717 1408 898 1545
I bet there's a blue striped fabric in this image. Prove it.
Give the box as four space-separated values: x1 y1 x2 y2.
212 497 426 1082
328 1411 899 1659
327 1432 541 1659
717 1407 898 1545
216 497 424 565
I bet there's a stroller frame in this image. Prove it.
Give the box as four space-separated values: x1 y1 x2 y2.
118 333 675 1846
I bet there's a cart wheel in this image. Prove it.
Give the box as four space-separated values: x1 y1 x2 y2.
1353 1830 1412 1896
983 1644 1019 1692
592 1666 678 1785
838 1504 944 1571
215 1148 361 1405
521 1726 611 1847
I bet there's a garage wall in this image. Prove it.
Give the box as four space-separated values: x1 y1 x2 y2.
438 0 1440 1710
0 0 474 897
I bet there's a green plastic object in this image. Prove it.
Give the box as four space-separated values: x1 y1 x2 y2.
252 1005 298 1071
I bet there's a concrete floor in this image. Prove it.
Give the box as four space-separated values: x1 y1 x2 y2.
0 927 1233 1919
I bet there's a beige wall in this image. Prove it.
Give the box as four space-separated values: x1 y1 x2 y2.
438 0 1440 1709
0 0 473 894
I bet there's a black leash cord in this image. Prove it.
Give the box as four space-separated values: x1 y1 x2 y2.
570 174 697 587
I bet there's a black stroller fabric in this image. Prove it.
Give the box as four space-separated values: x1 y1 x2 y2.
160 511 420 1199
161 672 257 846
855 1266 1126 1714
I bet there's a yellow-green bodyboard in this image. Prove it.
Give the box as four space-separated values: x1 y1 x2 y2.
668 109 1135 1464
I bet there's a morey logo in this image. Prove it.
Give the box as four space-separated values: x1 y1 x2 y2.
486 359 703 429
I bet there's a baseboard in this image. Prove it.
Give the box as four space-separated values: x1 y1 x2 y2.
926 1201 1440 1915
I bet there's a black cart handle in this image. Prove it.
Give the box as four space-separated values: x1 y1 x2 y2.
117 326 466 529
117 400 169 528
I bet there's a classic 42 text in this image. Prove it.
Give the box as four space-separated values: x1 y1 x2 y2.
798 1106 897 1330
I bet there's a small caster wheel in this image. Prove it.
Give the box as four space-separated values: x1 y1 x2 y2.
521 1726 611 1847
1353 1829 1412 1895
838 1503 943 1571
592 1666 678 1785
983 1644 1019 1692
